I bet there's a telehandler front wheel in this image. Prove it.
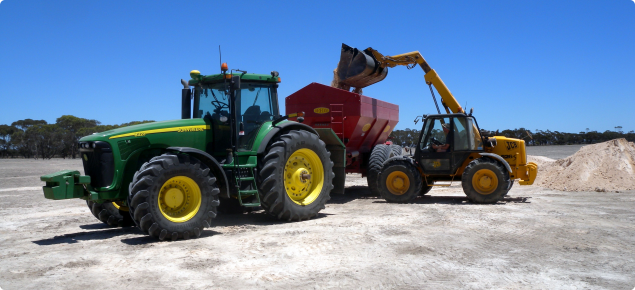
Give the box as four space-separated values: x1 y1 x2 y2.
378 160 422 203
258 130 333 221
128 153 220 241
86 200 134 227
461 158 510 204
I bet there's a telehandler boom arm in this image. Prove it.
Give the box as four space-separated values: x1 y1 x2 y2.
334 44 464 115
365 49 464 115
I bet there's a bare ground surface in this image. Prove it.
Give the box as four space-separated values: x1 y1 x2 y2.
1 147 635 289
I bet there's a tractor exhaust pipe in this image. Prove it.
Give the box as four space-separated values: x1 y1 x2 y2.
181 79 191 119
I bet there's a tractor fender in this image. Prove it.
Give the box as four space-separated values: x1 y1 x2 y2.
382 155 416 166
478 153 512 173
166 147 230 198
256 122 319 154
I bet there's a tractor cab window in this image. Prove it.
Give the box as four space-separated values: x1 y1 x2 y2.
236 82 277 151
193 83 231 122
420 117 451 152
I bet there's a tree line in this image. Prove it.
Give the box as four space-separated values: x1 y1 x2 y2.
0 115 153 159
389 127 635 148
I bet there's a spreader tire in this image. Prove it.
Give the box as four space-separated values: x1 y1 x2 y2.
462 158 510 204
127 153 220 241
378 160 422 203
86 200 133 227
367 144 391 196
389 145 403 157
257 130 333 221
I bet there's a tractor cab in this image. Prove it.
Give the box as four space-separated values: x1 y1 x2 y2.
184 68 281 161
415 114 484 175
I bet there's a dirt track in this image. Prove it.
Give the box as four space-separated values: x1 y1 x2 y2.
1 149 635 289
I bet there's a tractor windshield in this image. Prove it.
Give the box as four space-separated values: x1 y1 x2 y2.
193 83 231 121
236 82 278 151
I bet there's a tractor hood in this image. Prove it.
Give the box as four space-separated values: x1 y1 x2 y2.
80 119 208 142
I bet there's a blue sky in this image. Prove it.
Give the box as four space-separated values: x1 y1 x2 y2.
0 0 634 133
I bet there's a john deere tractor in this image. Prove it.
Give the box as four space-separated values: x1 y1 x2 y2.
41 64 342 241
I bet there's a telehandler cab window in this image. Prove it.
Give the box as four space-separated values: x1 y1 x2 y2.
420 117 451 152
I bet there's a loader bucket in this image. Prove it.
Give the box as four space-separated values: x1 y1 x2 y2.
336 43 388 89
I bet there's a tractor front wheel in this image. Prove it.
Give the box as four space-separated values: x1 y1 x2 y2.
461 158 510 203
258 130 333 221
378 160 422 203
86 200 133 227
128 153 220 241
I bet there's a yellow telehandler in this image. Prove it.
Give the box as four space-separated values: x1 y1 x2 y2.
335 44 537 203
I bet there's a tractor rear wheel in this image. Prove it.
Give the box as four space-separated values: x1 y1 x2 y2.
86 200 133 227
461 158 510 203
378 160 422 203
367 144 391 196
258 130 333 221
128 153 220 241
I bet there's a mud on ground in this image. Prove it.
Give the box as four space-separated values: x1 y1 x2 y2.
0 154 634 289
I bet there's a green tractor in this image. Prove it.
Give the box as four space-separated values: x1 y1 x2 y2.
41 64 343 241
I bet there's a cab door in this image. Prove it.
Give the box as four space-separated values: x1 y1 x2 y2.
416 117 453 175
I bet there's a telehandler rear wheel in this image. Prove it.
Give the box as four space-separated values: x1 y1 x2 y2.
258 130 333 221
367 144 391 196
461 158 510 204
128 153 220 241
86 200 133 227
378 160 422 203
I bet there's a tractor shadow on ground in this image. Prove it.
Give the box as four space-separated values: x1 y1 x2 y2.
334 185 530 205
212 210 332 227
32 224 140 246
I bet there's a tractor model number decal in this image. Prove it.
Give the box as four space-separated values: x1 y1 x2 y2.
109 125 210 139
177 127 204 133
314 107 329 114
506 141 518 151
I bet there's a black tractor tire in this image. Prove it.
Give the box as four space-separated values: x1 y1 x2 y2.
127 153 220 241
367 144 391 196
86 200 134 227
461 158 511 204
257 130 334 221
389 145 403 157
378 159 422 203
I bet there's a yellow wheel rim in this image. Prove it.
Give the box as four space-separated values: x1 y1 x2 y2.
284 148 324 205
386 171 410 195
112 201 129 212
158 176 202 223
472 169 498 195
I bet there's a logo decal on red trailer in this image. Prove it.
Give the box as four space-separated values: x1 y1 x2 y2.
314 107 329 114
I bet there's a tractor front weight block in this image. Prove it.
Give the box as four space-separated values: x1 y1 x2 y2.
40 170 91 200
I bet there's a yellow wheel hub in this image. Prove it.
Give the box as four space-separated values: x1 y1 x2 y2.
386 171 410 195
472 169 498 195
158 176 202 223
112 201 129 212
284 148 324 205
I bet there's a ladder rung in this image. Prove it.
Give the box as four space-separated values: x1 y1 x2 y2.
239 190 258 195
240 203 260 207
237 177 254 181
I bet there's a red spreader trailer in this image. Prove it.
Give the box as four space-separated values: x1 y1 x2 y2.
286 82 399 193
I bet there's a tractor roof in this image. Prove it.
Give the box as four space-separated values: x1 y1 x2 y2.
188 72 280 86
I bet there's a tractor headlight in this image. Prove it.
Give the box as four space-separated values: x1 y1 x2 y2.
219 116 228 123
